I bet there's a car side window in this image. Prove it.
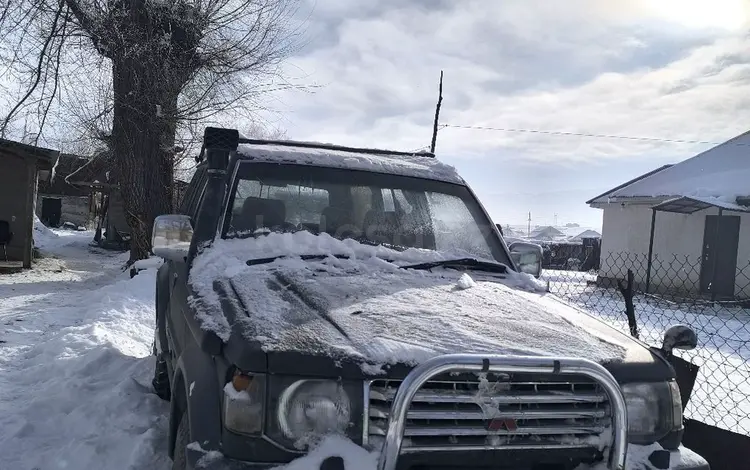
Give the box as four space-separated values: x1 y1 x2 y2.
228 179 330 236
180 166 207 218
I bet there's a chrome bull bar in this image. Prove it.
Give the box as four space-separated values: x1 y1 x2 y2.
376 354 628 470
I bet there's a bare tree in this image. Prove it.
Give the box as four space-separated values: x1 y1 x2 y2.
0 0 303 262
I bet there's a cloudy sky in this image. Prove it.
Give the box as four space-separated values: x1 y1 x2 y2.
254 0 750 229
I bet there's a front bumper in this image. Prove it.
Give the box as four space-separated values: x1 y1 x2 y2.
188 446 346 470
187 445 710 470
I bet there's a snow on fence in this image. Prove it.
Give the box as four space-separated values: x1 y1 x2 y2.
543 252 750 436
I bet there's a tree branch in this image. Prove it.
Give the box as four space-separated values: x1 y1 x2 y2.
0 0 64 137
61 0 110 56
34 7 68 143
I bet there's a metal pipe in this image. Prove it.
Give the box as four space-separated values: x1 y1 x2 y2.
376 354 628 470
645 208 657 293
710 208 723 301
187 127 238 264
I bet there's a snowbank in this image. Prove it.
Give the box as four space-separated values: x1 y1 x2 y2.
32 214 98 255
32 214 59 248
0 258 169 470
133 256 164 271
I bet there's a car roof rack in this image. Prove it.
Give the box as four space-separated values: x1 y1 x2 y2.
236 138 436 159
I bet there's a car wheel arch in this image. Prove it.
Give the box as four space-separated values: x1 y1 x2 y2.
169 347 223 460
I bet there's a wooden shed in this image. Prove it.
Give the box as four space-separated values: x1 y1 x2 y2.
36 153 99 228
0 139 59 269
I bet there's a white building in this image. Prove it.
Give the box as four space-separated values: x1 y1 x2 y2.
588 131 750 299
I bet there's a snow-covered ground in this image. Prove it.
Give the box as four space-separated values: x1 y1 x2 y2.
543 269 750 435
0 227 172 470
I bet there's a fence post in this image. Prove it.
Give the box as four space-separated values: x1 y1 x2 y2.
645 209 656 294
617 269 639 339
709 208 724 302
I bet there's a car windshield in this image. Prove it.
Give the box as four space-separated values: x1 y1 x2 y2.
223 162 510 265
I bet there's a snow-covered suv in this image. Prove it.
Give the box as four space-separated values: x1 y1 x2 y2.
151 127 709 470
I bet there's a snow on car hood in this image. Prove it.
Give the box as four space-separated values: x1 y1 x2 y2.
190 233 627 369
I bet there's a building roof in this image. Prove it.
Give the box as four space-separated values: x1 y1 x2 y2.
528 226 566 241
65 151 116 187
0 138 59 170
530 225 564 236
570 229 602 240
586 164 673 204
38 153 92 196
593 130 750 204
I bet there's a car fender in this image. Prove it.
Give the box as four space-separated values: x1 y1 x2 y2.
169 344 222 458
155 263 171 355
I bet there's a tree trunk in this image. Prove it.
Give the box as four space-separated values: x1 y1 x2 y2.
104 0 199 263
112 56 177 263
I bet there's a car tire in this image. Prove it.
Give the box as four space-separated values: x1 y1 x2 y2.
172 410 189 470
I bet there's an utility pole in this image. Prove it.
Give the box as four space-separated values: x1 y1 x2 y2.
554 213 558 226
527 212 532 237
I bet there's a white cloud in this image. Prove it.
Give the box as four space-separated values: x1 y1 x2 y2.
250 0 750 226
264 0 750 166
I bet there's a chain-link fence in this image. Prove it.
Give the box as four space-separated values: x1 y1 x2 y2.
542 252 750 436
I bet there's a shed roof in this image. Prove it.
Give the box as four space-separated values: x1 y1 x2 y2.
65 151 115 187
586 164 673 204
38 153 92 196
599 130 750 203
0 138 59 170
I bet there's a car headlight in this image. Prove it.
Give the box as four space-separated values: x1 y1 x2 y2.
622 381 682 444
223 371 265 435
277 379 351 447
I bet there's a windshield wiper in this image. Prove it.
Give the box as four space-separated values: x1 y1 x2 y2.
246 253 350 266
402 257 508 274
352 237 408 252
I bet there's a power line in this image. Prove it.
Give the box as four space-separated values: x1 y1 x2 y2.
440 124 749 147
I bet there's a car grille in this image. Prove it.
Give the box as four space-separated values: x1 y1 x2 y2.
364 372 612 453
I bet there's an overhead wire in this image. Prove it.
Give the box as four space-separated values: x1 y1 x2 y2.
439 124 750 147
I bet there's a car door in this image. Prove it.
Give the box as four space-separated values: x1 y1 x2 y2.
166 166 207 365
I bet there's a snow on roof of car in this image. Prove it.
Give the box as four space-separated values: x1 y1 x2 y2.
235 140 465 184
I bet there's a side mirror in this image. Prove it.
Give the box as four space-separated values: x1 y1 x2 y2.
152 214 193 262
509 241 543 278
661 325 698 355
